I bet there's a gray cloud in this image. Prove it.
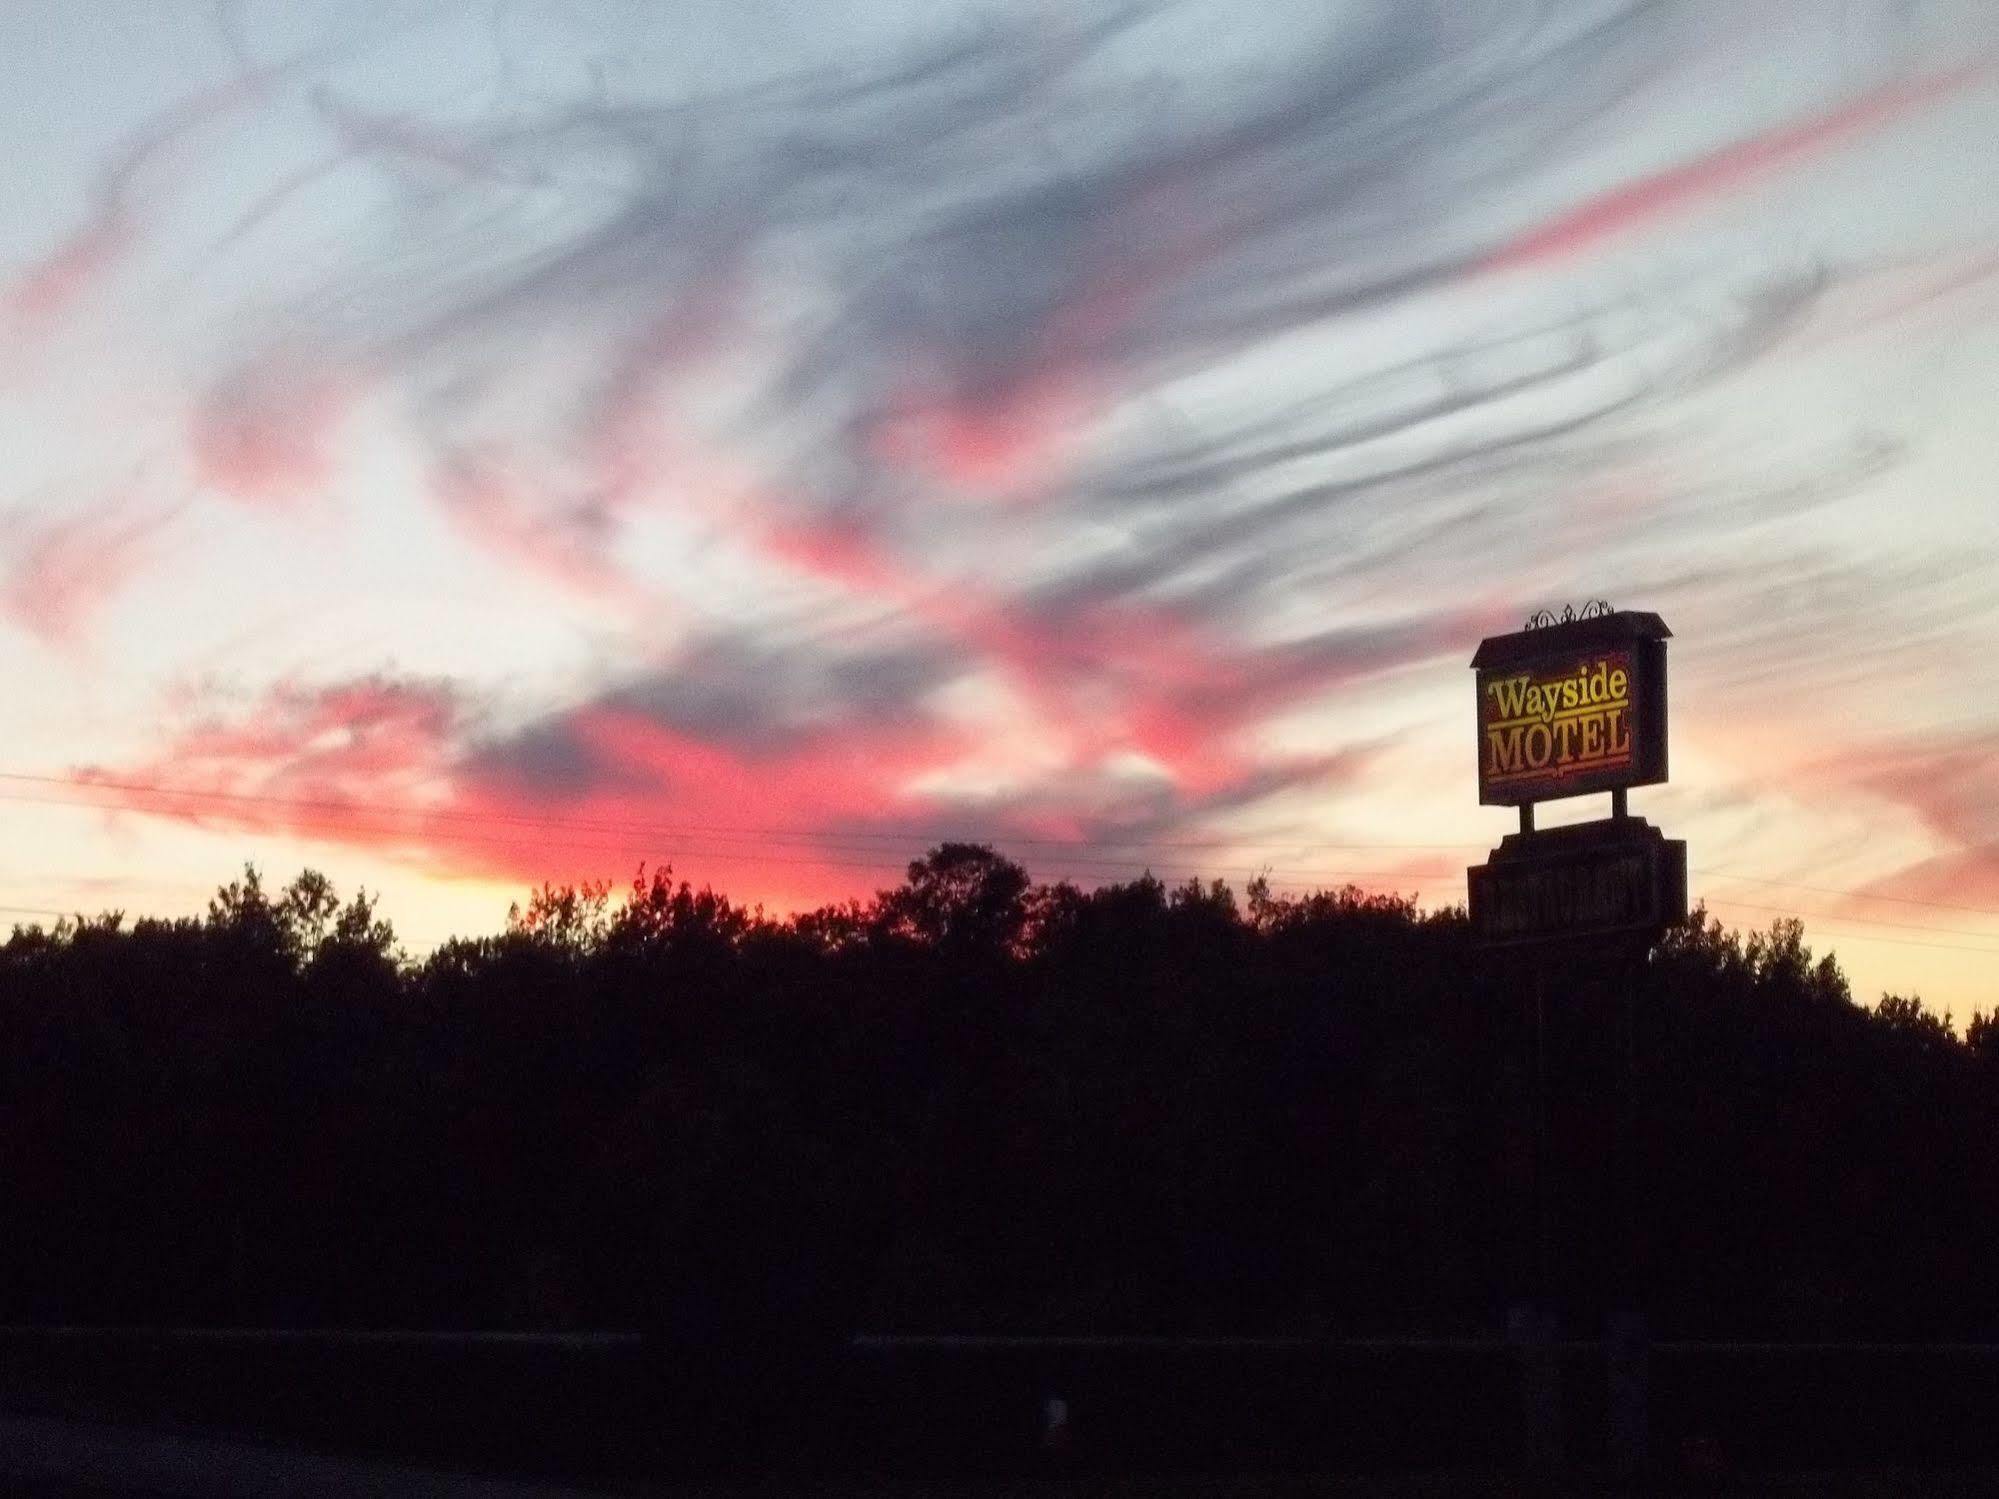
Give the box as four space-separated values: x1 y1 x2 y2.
272 4 1680 435
272 1 1871 628
459 714 652 802
605 631 959 760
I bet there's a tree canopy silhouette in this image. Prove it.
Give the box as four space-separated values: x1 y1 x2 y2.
0 855 1993 1343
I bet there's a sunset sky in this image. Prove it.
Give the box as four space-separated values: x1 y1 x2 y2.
3 1 1996 1015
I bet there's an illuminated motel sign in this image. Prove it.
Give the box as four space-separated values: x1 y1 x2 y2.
1472 610 1669 806
1466 605 1684 949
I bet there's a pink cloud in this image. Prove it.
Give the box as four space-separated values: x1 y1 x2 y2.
1847 842 1999 912
191 358 356 506
1769 729 1999 922
432 448 649 611
0 496 185 647
1791 247 1999 354
865 179 1213 500
871 369 1101 496
442 704 960 903
68 677 469 871
66 675 951 908
61 638 1414 911
1486 67 1988 273
6 60 304 338
1843 731 1999 848
5 217 134 334
88 676 461 806
734 492 1484 806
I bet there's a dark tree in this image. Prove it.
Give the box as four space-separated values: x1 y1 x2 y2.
0 850 1992 1351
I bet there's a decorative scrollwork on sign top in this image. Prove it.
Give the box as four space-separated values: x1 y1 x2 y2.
1524 599 1614 630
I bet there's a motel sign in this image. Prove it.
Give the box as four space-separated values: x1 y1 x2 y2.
1473 608 1669 807
1466 605 1685 948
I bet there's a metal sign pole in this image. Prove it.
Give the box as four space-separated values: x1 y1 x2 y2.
1535 964 1552 1313
1526 962 1562 1478
1606 941 1650 1478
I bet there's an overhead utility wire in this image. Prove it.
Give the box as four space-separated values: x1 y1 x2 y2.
0 786 1466 883
6 773 1999 936
0 792 1420 897
1689 867 1999 920
1693 897 1999 944
0 772 1477 853
1696 899 1999 955
6 768 1988 919
13 769 1998 917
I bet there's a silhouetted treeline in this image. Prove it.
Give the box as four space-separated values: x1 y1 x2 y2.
3 845 1995 1342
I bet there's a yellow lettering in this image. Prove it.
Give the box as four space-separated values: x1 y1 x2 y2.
1480 652 1644 788
1487 676 1531 717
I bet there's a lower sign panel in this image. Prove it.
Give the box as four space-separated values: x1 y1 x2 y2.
1468 820 1687 948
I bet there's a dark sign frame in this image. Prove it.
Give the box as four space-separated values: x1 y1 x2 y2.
1471 611 1671 807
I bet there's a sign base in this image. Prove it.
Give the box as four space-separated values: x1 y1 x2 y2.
1469 816 1687 950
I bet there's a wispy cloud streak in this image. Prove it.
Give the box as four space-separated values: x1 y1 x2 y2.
1486 65 1992 273
1 495 187 648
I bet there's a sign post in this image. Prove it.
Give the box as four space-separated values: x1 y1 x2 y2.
1467 602 1685 1482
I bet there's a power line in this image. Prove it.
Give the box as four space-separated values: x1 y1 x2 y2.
0 795 1435 909
10 768 1993 920
1693 897 1999 945
1692 866 1999 920
1697 899 1999 957
6 771 1999 949
0 786 1467 884
0 772 1480 853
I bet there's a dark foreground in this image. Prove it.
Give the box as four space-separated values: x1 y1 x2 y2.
7 1331 1999 1493
11 1425 1999 1499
